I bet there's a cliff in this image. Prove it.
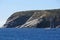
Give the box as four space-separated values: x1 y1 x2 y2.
3 9 60 28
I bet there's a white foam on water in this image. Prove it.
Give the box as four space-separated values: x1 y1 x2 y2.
0 20 6 28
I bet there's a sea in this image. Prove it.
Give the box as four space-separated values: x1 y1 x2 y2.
0 28 60 40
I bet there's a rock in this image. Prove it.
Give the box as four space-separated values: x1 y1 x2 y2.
3 9 60 28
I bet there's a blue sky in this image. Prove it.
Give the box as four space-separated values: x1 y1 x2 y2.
0 0 60 27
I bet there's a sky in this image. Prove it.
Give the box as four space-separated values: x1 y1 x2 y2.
0 0 60 27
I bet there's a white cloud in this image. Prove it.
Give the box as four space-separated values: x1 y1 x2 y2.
0 20 6 28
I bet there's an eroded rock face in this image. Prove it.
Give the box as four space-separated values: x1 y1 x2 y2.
3 9 60 28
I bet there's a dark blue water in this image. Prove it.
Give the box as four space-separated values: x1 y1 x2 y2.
0 28 60 40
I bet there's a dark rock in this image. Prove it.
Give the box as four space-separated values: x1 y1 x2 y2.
3 9 60 28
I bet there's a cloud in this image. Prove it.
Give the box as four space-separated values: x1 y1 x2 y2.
0 20 6 28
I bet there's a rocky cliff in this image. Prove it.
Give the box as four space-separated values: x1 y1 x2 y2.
3 9 60 28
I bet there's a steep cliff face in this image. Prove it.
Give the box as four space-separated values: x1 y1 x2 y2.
3 9 60 28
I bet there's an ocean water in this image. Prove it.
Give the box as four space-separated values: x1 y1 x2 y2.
0 28 60 40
